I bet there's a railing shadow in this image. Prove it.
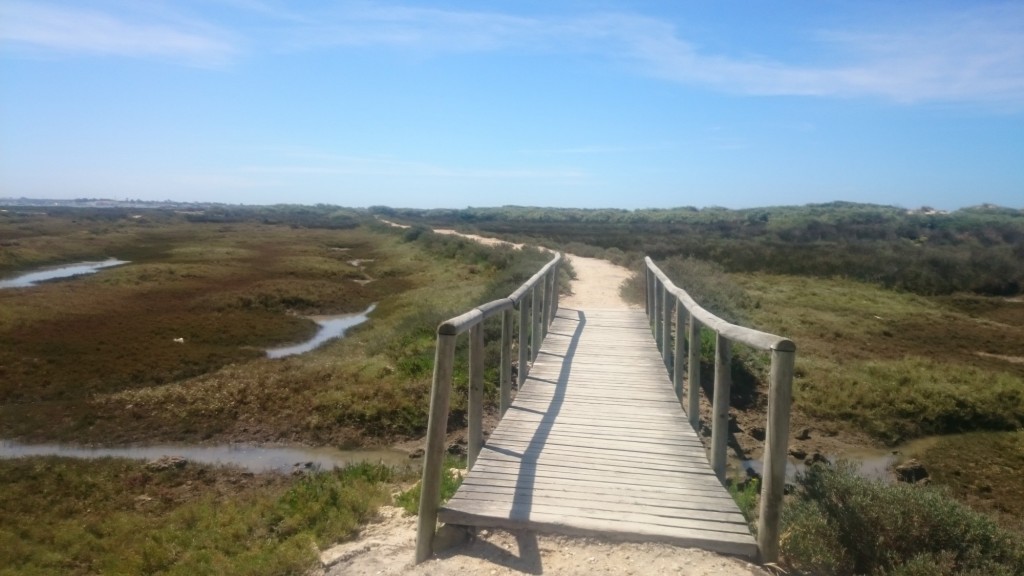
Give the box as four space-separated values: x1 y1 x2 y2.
435 531 542 575
490 308 585 522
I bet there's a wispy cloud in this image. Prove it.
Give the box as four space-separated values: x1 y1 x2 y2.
273 3 1024 107
6 1 1022 106
0 1 237 67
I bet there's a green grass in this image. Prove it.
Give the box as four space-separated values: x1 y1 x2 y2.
734 274 1024 444
394 455 466 516
0 457 399 576
915 430 1024 528
727 477 759 525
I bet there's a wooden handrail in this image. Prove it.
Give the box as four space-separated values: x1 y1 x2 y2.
415 251 562 563
644 257 796 564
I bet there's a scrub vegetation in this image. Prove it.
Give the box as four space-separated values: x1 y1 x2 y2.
4 201 1023 573
0 456 400 576
1 205 557 573
782 463 1024 576
382 203 1024 573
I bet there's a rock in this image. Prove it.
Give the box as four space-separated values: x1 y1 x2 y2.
894 459 929 483
432 524 473 553
291 461 317 476
408 448 425 459
788 447 808 460
804 452 829 466
796 428 811 441
748 426 766 441
744 466 762 482
447 443 467 456
146 455 187 471
728 416 742 433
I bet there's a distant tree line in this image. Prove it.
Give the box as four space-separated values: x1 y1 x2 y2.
370 203 1024 296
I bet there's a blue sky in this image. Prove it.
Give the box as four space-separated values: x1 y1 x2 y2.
1 1 1022 210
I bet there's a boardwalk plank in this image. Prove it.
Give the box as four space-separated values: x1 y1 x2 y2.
439 308 757 558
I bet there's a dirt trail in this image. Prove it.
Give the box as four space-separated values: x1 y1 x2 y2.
559 255 637 311
322 228 767 575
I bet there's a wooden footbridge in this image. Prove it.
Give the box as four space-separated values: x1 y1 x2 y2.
416 253 795 564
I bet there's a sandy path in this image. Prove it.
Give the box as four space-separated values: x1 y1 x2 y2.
324 227 766 575
321 506 768 576
559 255 637 311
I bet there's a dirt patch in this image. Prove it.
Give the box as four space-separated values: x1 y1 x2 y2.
320 506 769 576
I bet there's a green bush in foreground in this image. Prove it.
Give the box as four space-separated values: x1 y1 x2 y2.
782 463 1024 576
395 455 465 515
0 457 394 576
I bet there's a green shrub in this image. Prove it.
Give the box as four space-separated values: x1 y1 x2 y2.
395 456 465 515
728 477 760 525
620 256 750 324
781 462 1024 576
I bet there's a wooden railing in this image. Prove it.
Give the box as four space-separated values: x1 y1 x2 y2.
645 257 796 563
415 252 562 563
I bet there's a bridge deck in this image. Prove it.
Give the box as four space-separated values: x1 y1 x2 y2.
438 308 757 558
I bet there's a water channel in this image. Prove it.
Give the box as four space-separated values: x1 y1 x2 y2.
737 436 941 484
0 258 129 288
266 304 376 358
0 440 413 474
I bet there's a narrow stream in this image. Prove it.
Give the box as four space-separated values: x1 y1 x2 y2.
266 304 376 358
0 259 129 288
737 436 940 483
0 440 413 474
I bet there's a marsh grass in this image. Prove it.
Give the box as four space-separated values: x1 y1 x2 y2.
2 209 550 444
915 430 1024 528
733 274 1024 443
0 456 399 576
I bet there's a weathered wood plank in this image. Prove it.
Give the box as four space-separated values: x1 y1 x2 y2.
442 307 756 558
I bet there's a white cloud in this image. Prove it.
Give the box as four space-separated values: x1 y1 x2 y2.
277 3 1024 107
0 1 237 66
5 2 1022 106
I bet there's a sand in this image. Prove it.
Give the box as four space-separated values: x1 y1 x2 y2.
320 506 769 576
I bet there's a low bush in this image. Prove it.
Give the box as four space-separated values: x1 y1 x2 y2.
395 456 465 515
781 463 1024 576
620 256 750 324
0 457 396 576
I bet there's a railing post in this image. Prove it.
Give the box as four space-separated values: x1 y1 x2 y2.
758 346 796 563
661 285 672 368
468 323 484 469
687 318 701 430
710 333 731 482
648 270 657 332
517 296 529 386
542 269 551 337
654 278 663 349
415 332 457 563
531 284 541 361
551 261 560 318
500 308 513 416
673 305 687 400
645 266 652 317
